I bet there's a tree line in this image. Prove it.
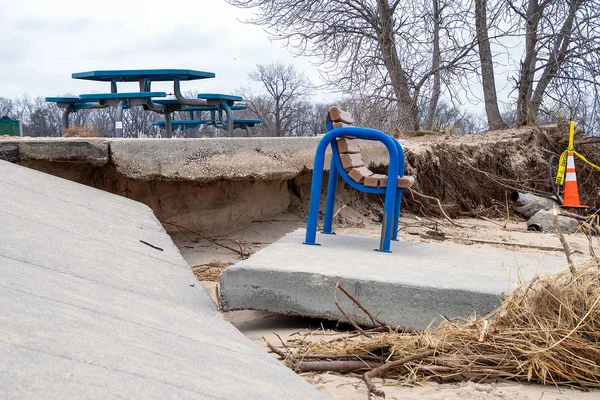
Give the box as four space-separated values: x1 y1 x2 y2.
0 61 487 138
227 0 600 135
3 0 599 137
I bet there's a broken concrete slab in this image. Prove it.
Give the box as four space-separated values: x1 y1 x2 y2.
0 160 324 400
220 229 569 331
0 137 108 165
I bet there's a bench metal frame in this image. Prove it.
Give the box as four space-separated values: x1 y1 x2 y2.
304 126 407 253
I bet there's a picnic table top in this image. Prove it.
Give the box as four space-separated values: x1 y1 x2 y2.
72 69 215 82
80 92 166 100
45 97 94 103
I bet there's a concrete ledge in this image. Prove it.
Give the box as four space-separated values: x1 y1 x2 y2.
0 138 108 165
109 137 392 182
220 229 568 331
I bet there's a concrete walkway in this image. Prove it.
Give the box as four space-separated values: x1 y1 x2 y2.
220 229 569 331
0 160 323 399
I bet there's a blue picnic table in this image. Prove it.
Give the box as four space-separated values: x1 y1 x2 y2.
46 69 260 138
71 69 215 137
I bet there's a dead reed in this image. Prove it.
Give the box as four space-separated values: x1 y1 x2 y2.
274 259 600 397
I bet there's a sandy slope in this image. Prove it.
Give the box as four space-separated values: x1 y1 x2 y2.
170 213 599 399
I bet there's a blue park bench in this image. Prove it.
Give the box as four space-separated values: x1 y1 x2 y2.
304 106 414 253
45 97 108 134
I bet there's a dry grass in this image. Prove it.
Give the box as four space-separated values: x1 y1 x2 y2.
64 127 97 137
285 259 600 391
191 260 232 281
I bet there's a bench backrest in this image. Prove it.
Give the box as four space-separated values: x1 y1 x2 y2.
326 106 355 131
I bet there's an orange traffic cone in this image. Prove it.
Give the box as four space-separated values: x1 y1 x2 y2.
560 151 588 209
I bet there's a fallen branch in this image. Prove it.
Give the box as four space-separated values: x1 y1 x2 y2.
266 341 288 359
408 189 464 228
295 360 381 373
334 283 371 338
336 283 389 329
552 207 576 277
363 350 436 398
161 220 249 259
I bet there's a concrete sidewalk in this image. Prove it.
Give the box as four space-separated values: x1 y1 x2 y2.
0 160 323 399
220 229 568 331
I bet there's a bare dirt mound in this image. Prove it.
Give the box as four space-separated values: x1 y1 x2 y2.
402 125 599 217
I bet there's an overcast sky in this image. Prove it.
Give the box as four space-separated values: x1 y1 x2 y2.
0 0 330 101
0 0 523 117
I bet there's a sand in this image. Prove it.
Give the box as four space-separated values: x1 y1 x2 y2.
170 212 599 399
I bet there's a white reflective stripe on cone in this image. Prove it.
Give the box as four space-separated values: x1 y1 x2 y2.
565 172 577 181
567 156 575 169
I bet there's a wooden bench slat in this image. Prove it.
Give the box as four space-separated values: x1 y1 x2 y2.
379 175 415 189
348 167 373 184
329 106 354 124
333 121 353 129
340 153 364 170
364 174 386 188
336 138 360 154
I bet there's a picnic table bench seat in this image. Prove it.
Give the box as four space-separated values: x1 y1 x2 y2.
304 106 414 253
45 96 107 134
197 93 243 104
152 118 262 135
152 99 247 112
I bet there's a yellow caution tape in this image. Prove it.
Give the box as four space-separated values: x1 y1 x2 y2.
555 149 600 185
555 150 568 185
555 121 600 185
568 121 575 151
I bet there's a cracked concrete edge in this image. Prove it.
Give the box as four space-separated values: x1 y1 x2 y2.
0 138 109 165
220 267 501 331
1 127 543 182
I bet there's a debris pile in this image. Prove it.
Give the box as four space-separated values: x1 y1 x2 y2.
272 260 600 397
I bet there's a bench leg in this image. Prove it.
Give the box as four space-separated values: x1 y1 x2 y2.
322 158 338 234
377 185 397 253
392 190 403 241
304 141 330 246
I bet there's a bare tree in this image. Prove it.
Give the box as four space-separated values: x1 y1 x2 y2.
507 0 600 125
242 62 311 137
475 0 507 130
227 0 478 132
0 97 15 118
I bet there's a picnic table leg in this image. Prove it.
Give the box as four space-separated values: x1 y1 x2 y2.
222 103 234 136
110 79 117 94
138 77 148 92
114 100 125 138
61 109 71 136
164 113 172 139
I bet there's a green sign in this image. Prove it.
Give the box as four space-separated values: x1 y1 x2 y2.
0 115 21 137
